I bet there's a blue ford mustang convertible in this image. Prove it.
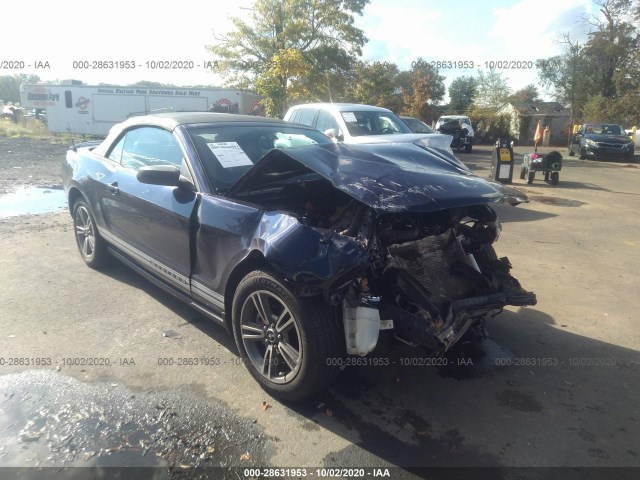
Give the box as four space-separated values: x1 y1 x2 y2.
63 112 536 400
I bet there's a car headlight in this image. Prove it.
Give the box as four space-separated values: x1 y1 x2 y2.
585 139 598 147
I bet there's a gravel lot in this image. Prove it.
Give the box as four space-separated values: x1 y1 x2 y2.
1 137 639 477
0 137 68 194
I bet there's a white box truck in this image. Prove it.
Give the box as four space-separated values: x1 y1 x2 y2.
20 84 264 135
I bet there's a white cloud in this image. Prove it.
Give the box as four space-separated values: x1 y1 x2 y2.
356 0 443 67
1 0 598 92
488 0 591 58
356 0 596 99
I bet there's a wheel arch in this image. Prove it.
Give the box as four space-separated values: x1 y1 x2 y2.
223 250 271 331
67 186 86 215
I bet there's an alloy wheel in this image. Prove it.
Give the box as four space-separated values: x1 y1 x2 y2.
239 290 303 384
75 205 96 260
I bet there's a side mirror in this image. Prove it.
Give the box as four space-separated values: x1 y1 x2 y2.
137 165 195 191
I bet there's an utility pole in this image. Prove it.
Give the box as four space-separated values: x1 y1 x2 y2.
568 42 579 146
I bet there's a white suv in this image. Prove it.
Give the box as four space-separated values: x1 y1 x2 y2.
284 103 452 151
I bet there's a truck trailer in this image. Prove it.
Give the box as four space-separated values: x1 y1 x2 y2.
20 84 264 135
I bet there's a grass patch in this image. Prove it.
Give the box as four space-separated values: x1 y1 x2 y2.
0 119 38 138
0 118 79 144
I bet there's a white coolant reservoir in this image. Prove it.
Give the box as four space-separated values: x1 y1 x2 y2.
343 304 381 356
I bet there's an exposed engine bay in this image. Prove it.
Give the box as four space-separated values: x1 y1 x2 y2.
233 174 537 356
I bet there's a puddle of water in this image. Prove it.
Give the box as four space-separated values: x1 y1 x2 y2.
0 371 269 471
0 186 67 219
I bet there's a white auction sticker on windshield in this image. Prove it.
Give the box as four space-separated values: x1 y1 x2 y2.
341 112 357 123
206 142 253 168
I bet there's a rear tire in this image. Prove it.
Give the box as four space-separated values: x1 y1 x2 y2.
579 148 587 160
72 200 108 269
568 148 575 156
232 270 342 401
519 167 526 180
550 172 559 185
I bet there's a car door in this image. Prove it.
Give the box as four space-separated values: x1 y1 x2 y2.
190 194 261 316
101 126 197 295
184 128 265 315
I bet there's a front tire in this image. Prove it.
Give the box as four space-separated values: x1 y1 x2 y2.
72 200 108 269
550 172 560 185
232 270 342 401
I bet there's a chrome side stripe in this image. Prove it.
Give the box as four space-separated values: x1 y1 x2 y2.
99 227 225 310
191 281 225 309
99 228 189 289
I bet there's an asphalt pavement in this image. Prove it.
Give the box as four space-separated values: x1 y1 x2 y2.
1 144 639 479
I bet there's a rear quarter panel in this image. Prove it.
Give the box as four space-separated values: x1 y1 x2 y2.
63 143 117 231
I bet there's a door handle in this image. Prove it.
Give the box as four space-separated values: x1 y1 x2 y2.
107 182 120 194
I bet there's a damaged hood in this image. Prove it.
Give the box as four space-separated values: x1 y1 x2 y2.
228 142 528 213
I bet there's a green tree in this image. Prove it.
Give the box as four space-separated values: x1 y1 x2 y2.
0 76 20 104
0 74 40 104
507 84 541 104
345 61 402 111
448 76 477 112
467 106 512 143
582 0 637 98
208 0 369 115
297 45 355 103
255 49 312 117
472 69 511 109
538 0 639 124
398 58 445 119
537 38 589 120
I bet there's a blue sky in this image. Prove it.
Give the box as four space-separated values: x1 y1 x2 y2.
2 0 595 101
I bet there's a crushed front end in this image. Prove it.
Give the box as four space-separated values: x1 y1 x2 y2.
338 203 536 355
227 142 537 357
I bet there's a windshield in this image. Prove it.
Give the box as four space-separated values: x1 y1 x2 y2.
437 116 470 127
584 124 624 135
403 118 434 134
186 124 331 191
340 111 413 137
